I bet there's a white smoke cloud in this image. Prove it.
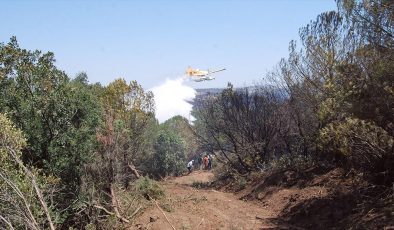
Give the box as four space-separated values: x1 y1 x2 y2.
151 77 196 123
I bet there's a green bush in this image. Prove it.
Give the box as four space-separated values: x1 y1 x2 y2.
151 131 187 178
319 118 393 176
0 113 56 228
135 177 164 200
270 154 315 171
236 177 247 190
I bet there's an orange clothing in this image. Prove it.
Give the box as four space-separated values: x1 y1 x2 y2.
203 156 209 169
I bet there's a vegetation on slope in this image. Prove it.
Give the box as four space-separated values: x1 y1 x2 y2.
0 0 392 229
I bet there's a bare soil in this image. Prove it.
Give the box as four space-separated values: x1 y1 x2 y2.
132 168 393 230
132 170 279 230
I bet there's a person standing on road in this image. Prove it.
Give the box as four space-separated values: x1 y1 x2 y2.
208 154 213 170
197 156 203 170
187 160 194 174
203 155 209 170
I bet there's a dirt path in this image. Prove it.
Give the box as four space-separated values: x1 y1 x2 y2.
133 171 276 230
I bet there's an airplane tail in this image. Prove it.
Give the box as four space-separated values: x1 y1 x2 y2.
185 66 193 76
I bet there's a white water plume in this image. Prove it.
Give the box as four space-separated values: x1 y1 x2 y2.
151 77 196 123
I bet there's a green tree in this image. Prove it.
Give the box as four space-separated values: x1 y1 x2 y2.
161 115 199 158
81 78 155 226
0 38 102 220
267 1 393 182
152 131 187 177
97 78 155 187
316 0 394 181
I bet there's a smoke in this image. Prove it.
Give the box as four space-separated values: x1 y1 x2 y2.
151 77 196 123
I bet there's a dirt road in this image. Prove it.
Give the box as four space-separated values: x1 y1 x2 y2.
133 171 276 230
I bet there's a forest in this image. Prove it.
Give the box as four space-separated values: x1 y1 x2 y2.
0 0 393 229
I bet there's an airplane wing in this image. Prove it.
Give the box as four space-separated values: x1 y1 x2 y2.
209 68 226 74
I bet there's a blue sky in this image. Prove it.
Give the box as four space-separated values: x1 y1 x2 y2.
2 0 337 89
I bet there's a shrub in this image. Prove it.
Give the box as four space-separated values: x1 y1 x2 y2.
319 118 393 181
0 113 56 228
270 154 316 171
236 177 247 190
134 177 164 200
152 131 187 178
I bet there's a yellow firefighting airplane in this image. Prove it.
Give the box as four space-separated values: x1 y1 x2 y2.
185 66 226 82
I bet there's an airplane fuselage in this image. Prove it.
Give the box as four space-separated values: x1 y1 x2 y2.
185 67 225 82
188 69 209 77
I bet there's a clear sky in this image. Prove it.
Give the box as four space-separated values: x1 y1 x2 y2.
1 0 337 89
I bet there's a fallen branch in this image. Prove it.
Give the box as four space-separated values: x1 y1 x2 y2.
93 205 130 223
0 215 15 230
130 205 142 219
196 218 204 228
110 184 130 223
148 195 175 230
0 172 39 230
128 164 141 179
7 147 55 230
93 205 114 215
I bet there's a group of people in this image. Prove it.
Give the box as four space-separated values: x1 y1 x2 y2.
187 154 213 174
